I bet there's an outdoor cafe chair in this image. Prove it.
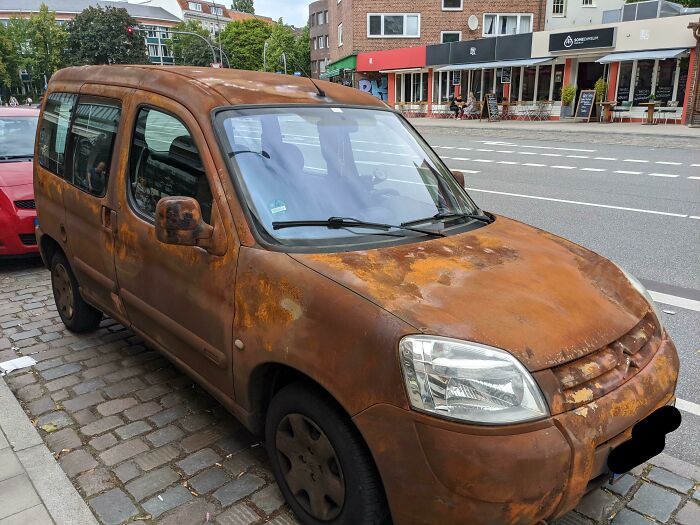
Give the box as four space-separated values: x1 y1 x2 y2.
657 101 680 124
611 101 632 122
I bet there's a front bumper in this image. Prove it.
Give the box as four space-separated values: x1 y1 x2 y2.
353 337 679 525
0 185 37 256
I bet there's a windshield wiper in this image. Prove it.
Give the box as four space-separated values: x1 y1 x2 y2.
402 211 493 227
272 216 445 237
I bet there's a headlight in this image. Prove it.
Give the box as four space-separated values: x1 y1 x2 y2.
399 336 549 425
613 264 662 324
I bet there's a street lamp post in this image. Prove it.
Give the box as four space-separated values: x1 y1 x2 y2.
212 3 225 67
263 41 269 71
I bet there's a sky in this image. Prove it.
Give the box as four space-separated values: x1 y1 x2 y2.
254 0 308 27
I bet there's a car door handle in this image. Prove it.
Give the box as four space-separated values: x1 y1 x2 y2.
101 206 118 234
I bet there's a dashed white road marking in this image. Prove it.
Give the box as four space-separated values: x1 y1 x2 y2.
581 168 606 172
623 159 649 163
457 147 473 151
650 292 700 313
517 151 538 156
451 157 470 161
595 157 617 161
648 173 680 178
461 170 481 174
522 163 546 167
688 176 700 180
497 161 519 165
676 399 700 417
496 150 515 154
690 216 700 220
567 155 590 159
656 161 682 166
615 170 643 175
540 153 563 157
472 159 494 163
691 164 700 167
520 145 595 152
465 187 689 218
551 165 576 170
476 148 494 152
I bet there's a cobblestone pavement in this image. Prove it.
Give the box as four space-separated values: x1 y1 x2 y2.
1 260 699 525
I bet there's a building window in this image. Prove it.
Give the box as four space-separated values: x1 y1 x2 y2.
536 65 552 101
441 31 461 43
313 37 317 50
211 6 223 16
442 0 463 9
367 14 420 38
338 23 343 46
318 11 325 25
148 44 159 56
310 13 315 26
318 37 324 49
188 2 202 12
483 14 533 36
552 0 565 15
396 72 428 104
325 35 329 48
324 10 328 23
582 0 593 5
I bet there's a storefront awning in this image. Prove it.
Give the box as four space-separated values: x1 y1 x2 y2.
596 48 688 64
378 67 423 74
436 57 552 72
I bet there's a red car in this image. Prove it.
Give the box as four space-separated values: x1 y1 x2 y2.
0 107 40 257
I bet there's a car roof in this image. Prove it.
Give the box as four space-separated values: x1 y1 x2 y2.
49 65 386 111
0 107 40 117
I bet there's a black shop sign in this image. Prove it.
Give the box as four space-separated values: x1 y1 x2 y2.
549 27 616 53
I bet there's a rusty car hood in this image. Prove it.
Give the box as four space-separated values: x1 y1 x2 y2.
290 216 649 371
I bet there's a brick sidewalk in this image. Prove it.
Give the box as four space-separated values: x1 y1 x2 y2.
1 260 699 524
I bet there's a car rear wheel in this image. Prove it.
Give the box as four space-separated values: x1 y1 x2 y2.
51 252 102 332
265 383 389 525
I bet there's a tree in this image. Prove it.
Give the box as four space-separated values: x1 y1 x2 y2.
26 4 67 87
0 23 16 89
231 0 255 14
291 25 311 77
263 20 296 73
221 18 271 71
170 20 217 67
66 6 149 66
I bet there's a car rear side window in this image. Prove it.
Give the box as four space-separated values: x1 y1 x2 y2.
38 93 77 177
128 107 212 223
69 103 121 197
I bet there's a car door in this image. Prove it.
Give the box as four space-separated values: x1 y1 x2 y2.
113 95 237 400
63 89 129 320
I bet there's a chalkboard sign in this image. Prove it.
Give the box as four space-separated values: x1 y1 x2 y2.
500 68 511 84
575 90 596 122
481 93 500 121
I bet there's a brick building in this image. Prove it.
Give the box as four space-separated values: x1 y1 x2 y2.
309 0 330 78
322 0 546 83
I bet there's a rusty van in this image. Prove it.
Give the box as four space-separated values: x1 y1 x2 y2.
34 66 680 525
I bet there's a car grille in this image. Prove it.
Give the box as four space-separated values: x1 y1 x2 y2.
18 233 37 246
550 312 659 411
14 199 35 209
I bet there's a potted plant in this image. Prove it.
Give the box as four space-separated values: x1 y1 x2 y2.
594 77 608 120
560 85 577 118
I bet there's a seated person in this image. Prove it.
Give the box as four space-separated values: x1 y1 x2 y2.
463 92 477 115
449 96 464 118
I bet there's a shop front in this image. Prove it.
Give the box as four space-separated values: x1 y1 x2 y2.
320 54 357 87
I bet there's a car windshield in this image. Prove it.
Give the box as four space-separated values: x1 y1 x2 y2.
217 106 481 247
0 116 38 160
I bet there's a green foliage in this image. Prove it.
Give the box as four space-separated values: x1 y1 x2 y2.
263 20 296 73
171 20 217 67
561 84 577 106
221 18 272 71
231 0 255 14
291 25 311 76
594 77 608 103
66 6 149 66
0 5 66 93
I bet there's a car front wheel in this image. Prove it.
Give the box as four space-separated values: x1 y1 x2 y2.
265 382 389 525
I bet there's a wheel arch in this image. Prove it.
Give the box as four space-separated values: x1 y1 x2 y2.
39 233 64 268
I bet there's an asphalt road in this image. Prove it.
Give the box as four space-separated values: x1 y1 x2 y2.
419 128 700 465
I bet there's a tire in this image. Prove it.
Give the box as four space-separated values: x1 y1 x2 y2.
265 383 389 525
50 251 102 332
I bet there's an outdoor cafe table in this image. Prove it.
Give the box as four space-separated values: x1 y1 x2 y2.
638 101 658 125
600 101 616 123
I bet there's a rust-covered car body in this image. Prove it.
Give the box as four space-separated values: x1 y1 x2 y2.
34 66 679 525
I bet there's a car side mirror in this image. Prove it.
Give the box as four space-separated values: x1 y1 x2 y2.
451 170 465 188
155 196 214 250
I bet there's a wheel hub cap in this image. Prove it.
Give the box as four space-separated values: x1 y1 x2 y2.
275 413 345 521
52 263 74 320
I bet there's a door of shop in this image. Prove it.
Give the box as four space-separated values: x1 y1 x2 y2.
576 61 605 115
